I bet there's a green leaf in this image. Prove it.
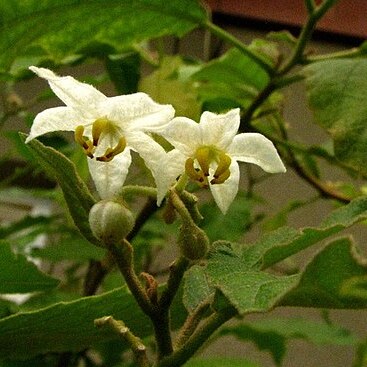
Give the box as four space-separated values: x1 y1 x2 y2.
204 235 367 313
19 133 99 247
282 237 367 308
106 53 141 95
0 286 186 360
243 195 367 269
139 56 201 120
192 48 269 110
0 241 59 294
0 0 207 73
185 358 261 367
183 265 212 312
206 244 298 314
200 191 257 242
305 59 367 175
221 318 358 366
31 230 106 262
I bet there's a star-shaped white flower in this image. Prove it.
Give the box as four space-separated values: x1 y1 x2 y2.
159 108 286 214
26 66 175 202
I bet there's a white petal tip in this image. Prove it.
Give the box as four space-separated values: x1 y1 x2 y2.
29 66 56 80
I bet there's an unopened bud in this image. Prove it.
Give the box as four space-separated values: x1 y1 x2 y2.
89 199 135 246
178 223 209 260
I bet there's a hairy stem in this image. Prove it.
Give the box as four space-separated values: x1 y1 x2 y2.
156 307 237 367
95 316 150 367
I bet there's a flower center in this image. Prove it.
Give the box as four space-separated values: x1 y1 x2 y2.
74 118 126 162
185 146 231 188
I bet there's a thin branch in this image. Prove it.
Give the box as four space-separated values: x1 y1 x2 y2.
203 20 274 75
95 316 150 367
159 256 190 310
279 0 339 74
156 307 237 367
174 301 212 349
106 239 156 317
305 0 316 14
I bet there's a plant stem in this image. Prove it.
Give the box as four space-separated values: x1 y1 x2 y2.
304 47 364 63
106 240 155 317
156 307 237 367
203 20 274 75
279 0 339 74
159 256 190 310
95 316 150 367
305 0 316 13
119 185 157 199
175 301 212 349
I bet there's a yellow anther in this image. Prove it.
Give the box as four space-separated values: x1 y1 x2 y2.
185 158 202 181
195 146 211 177
75 125 86 147
96 137 126 162
92 118 110 146
75 125 95 158
213 152 231 179
211 168 230 185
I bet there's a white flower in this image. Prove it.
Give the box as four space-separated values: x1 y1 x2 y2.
159 108 286 214
27 66 175 201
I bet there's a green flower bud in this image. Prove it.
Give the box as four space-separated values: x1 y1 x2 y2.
89 199 135 246
178 223 209 260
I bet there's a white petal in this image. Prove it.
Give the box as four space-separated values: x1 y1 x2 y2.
25 106 86 143
29 66 105 117
127 132 170 204
88 149 132 199
228 133 286 173
155 149 187 205
199 108 240 150
210 161 240 214
161 117 201 156
103 93 175 132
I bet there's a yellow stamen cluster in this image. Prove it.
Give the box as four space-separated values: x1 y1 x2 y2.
185 146 231 188
74 118 126 162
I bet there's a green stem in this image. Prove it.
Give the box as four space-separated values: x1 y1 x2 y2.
95 316 150 367
159 256 190 310
106 240 155 318
169 189 196 227
203 20 274 75
119 185 157 199
305 0 316 13
152 313 174 360
279 0 339 74
304 47 364 63
156 307 237 367
175 301 212 349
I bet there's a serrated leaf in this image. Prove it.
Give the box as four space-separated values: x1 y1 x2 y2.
243 195 367 269
0 0 207 73
0 285 186 360
305 59 367 175
0 241 59 294
221 317 357 366
281 237 367 308
19 133 99 246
